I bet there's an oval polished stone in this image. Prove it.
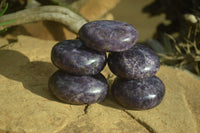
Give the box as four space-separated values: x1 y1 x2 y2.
49 70 109 104
108 44 160 79
78 20 138 52
111 76 165 110
51 39 107 75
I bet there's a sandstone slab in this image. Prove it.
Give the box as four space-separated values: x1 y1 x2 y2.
0 35 199 133
79 0 120 21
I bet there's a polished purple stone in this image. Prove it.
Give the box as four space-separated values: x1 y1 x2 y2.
111 76 165 110
48 70 108 104
78 20 138 52
51 39 106 75
108 44 160 79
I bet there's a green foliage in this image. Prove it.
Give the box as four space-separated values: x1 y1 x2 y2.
0 2 8 17
0 3 16 33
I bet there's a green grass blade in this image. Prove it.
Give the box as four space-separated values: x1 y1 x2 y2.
0 28 7 33
0 19 16 26
0 3 8 17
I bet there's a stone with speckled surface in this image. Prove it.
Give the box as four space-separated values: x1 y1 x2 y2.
78 20 138 52
48 70 108 104
108 44 160 79
111 76 165 110
51 39 106 75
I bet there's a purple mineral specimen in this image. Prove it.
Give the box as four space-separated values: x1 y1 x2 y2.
112 76 165 110
51 39 106 75
108 44 160 79
78 20 138 52
48 70 108 104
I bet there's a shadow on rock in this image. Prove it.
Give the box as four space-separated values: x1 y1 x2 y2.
0 50 59 101
99 92 123 110
0 49 127 108
99 80 123 110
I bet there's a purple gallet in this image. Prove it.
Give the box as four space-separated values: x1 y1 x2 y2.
51 39 107 75
78 20 138 52
111 76 165 110
108 44 160 79
49 70 108 104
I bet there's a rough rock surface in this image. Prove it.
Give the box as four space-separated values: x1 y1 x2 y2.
0 36 199 133
79 0 120 21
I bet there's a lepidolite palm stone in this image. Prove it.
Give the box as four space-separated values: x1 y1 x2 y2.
51 39 106 75
111 76 165 110
78 20 138 52
49 70 108 104
108 44 160 79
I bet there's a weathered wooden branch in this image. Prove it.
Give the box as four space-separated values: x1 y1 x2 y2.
0 5 88 33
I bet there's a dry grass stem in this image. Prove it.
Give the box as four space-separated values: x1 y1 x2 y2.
158 26 200 75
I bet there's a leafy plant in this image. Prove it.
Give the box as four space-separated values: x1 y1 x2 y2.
0 3 16 33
